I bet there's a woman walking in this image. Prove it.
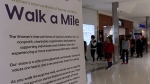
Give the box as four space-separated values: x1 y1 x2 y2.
136 36 144 58
122 36 130 64
104 37 114 69
84 41 88 61
90 35 97 65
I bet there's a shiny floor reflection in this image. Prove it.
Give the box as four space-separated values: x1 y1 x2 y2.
86 53 150 84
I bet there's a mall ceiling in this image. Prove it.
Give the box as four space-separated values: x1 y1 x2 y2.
83 0 150 24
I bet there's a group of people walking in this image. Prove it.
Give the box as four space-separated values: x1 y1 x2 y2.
84 35 114 69
121 35 146 60
84 35 146 70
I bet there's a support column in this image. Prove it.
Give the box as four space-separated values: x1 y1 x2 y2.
112 2 119 63
146 17 150 52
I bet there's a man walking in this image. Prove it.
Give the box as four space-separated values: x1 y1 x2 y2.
136 36 144 58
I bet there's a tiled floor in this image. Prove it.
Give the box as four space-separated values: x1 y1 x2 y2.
86 53 150 84
86 60 107 73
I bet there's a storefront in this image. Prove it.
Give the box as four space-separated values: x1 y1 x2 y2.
134 22 146 39
134 22 147 52
98 14 133 41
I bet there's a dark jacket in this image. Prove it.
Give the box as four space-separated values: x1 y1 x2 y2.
136 39 144 50
84 41 87 53
97 41 103 55
119 39 123 47
142 38 146 46
90 40 97 49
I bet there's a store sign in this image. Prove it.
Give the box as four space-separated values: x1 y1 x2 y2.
0 0 86 84
139 24 146 28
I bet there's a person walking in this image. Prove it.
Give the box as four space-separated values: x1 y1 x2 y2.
84 41 88 61
142 36 146 53
104 37 114 69
136 36 144 58
119 36 124 59
122 36 130 64
130 37 135 57
119 36 123 55
90 35 97 65
103 40 107 61
97 39 103 61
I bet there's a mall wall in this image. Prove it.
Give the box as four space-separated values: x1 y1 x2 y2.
82 8 98 60
134 22 146 37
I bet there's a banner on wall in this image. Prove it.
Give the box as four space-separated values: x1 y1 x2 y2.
0 0 86 84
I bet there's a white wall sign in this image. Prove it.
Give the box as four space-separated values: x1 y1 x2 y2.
0 0 86 84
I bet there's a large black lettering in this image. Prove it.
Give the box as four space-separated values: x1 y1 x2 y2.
5 4 24 20
39 10 46 23
35 9 38 22
50 15 58 24
61 14 70 25
25 11 34 22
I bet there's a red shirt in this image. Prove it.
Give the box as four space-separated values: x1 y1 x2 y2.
104 43 114 53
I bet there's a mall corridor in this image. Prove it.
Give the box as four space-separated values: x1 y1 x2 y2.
86 54 150 84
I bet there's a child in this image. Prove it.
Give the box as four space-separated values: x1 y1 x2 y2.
104 37 114 69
